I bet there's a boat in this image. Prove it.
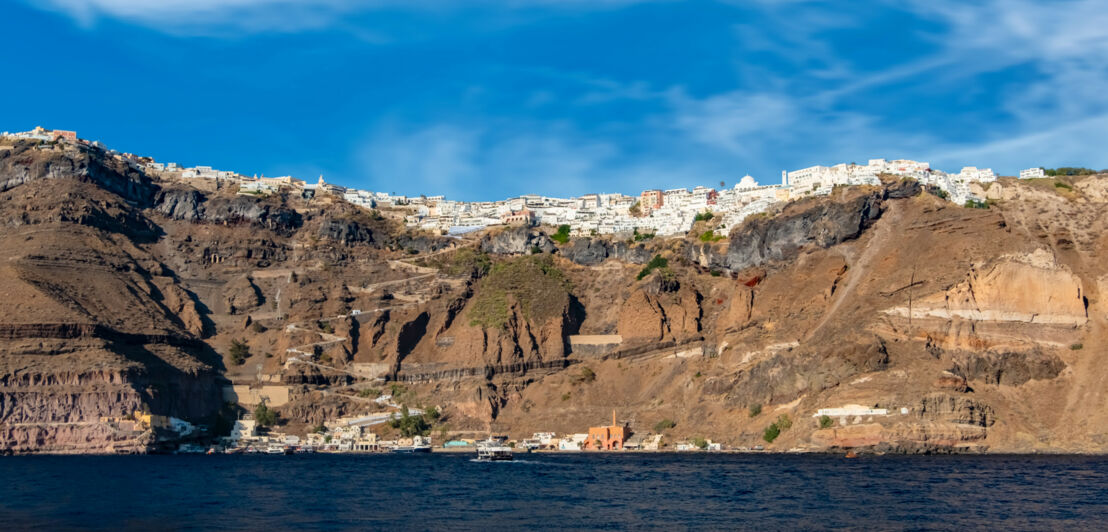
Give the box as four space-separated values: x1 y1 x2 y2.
475 440 513 462
265 444 288 455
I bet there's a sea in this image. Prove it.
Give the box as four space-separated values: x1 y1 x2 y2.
1 453 1106 531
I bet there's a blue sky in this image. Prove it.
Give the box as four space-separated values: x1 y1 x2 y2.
6 1 1108 200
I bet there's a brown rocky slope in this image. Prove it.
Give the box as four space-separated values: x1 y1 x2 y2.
2 137 1107 454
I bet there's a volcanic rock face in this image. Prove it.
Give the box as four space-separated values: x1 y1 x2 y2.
617 275 702 344
0 143 224 453
480 226 556 255
154 189 303 233
950 350 1066 386
684 185 914 273
559 238 654 266
885 249 1088 326
319 216 375 245
3 138 1108 454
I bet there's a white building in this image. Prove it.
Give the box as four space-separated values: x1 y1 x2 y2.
1020 167 1045 179
957 166 996 183
814 405 889 418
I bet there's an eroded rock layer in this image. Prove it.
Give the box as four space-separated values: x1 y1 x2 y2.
3 137 1108 454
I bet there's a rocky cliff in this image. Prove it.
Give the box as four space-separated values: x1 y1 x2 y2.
3 137 1108 454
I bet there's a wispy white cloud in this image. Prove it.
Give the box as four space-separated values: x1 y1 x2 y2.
29 0 661 35
26 0 1108 193
922 113 1108 173
356 121 628 200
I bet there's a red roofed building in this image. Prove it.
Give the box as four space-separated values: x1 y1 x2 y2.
500 209 535 226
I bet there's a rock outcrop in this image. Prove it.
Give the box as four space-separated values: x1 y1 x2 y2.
885 249 1088 326
950 350 1065 386
559 238 654 266
480 226 555 255
688 185 908 272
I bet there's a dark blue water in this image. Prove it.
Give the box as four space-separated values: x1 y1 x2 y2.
2 453 1106 530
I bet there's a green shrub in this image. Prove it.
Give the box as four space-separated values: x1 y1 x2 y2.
229 339 250 365
776 414 793 430
637 255 669 280
357 388 380 398
1071 343 1084 350
763 423 781 443
550 224 571 244
654 419 676 432
699 231 724 242
254 401 277 427
748 404 762 417
388 406 430 437
1054 181 1073 191
819 415 834 429
1044 167 1097 177
693 211 714 222
571 367 596 385
693 437 708 449
250 321 266 333
561 392 571 401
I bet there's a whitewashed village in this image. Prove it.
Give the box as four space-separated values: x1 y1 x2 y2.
2 126 1058 456
3 126 1043 242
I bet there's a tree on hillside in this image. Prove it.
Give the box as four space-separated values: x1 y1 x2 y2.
229 339 250 366
254 400 277 427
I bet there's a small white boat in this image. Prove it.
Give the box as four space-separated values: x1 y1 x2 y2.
475 440 513 462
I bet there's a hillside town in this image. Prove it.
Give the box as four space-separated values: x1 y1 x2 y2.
131 398 918 455
2 126 1101 459
3 126 1045 239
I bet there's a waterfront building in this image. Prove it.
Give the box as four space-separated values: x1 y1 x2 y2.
585 411 627 451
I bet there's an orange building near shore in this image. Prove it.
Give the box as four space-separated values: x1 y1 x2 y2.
585 410 627 450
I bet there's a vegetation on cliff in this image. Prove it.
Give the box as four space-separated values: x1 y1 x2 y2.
550 224 571 244
468 254 572 329
1044 167 1101 176
428 247 492 278
636 255 668 280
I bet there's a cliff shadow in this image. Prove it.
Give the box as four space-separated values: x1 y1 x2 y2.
562 294 588 355
107 340 225 422
394 311 430 371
